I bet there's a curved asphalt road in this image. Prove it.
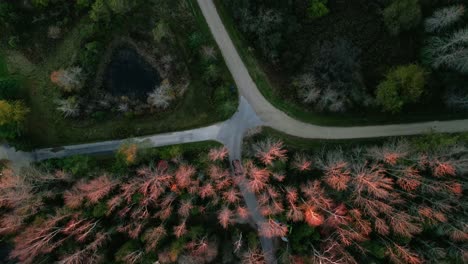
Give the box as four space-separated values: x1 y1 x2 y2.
197 0 468 139
2 1 468 263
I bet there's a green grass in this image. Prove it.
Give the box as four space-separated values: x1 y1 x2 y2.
4 2 238 149
214 0 468 126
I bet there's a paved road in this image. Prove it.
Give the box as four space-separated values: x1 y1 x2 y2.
33 124 223 161
197 0 468 139
2 1 468 263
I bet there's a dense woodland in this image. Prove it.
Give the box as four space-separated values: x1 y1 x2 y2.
221 0 468 114
1 133 467 263
0 0 237 147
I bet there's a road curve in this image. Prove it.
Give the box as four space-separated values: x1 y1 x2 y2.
197 0 468 139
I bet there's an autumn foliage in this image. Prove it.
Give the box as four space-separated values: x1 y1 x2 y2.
0 138 466 264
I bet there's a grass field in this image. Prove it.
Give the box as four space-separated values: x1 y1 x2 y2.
214 0 468 126
3 0 238 149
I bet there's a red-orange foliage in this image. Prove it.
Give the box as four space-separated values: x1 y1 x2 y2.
395 167 421 192
353 196 394 218
208 146 229 161
449 228 468 242
63 190 84 209
10 214 96 264
241 248 265 264
175 165 195 189
259 219 288 238
117 222 143 239
286 203 303 222
303 206 324 227
79 175 116 204
387 212 422 238
223 188 241 204
57 232 108 264
418 206 447 224
300 180 334 210
0 169 42 215
143 225 167 252
324 203 349 228
433 161 456 177
199 183 216 199
254 139 288 165
383 152 403 165
354 165 393 199
186 237 218 263
374 217 390 235
50 71 60 84
173 220 187 238
237 206 250 220
247 165 270 193
324 161 351 191
106 195 123 215
292 154 312 171
208 165 229 180
386 243 422 264
0 214 23 235
450 182 463 195
178 200 193 218
218 207 233 229
64 175 116 209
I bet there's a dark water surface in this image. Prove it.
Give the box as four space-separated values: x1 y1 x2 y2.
104 47 161 100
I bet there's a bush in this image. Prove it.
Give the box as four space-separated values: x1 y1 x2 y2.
307 0 329 19
383 0 422 35
376 64 426 113
0 100 29 140
60 155 95 177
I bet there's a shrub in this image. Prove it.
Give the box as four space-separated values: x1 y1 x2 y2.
383 0 422 35
376 64 426 113
31 0 50 8
50 67 84 92
117 143 138 165
60 155 95 178
425 5 465 33
90 0 112 22
307 0 329 19
0 100 28 127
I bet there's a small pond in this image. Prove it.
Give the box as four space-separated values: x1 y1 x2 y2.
104 47 161 100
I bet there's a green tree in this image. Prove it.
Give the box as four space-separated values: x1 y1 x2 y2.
152 21 170 43
308 0 329 19
31 0 50 8
0 100 29 139
376 64 426 113
89 0 111 22
107 0 136 14
383 0 421 35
